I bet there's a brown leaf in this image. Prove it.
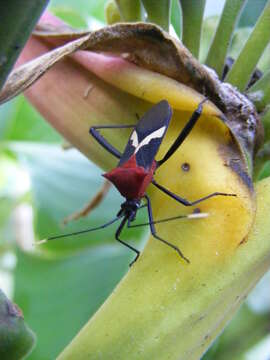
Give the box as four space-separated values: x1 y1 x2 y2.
0 22 262 167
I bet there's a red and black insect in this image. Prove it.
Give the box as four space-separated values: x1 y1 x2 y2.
43 99 234 264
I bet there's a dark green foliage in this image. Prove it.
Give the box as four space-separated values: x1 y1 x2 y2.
0 1 49 90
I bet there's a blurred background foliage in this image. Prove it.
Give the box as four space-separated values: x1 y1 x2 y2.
0 0 269 359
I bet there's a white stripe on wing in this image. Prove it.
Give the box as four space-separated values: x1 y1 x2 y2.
130 126 167 154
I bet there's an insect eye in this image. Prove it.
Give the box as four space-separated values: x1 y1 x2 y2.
181 162 190 172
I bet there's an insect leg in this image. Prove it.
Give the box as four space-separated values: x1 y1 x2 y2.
128 212 207 228
90 124 135 159
152 179 236 206
115 217 140 266
156 99 208 168
37 215 122 244
144 195 190 263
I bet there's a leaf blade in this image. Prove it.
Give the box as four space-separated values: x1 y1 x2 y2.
225 0 270 91
205 0 247 78
179 0 206 58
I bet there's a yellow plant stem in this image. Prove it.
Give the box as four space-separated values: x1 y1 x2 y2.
58 110 258 360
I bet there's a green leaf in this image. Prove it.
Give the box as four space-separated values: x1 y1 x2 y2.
179 0 206 58
205 0 247 78
0 0 49 90
200 16 219 63
0 96 61 143
142 0 171 31
239 0 268 27
203 304 269 359
225 0 270 91
229 27 251 59
257 160 270 180
14 246 130 359
105 0 123 24
8 143 146 254
257 43 270 72
0 99 16 140
115 0 141 22
51 6 88 28
0 155 30 249
170 0 181 38
49 0 108 23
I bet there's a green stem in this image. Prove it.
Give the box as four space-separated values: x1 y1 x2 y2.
56 177 270 359
171 0 181 38
105 0 123 24
179 0 206 58
205 0 247 78
142 0 171 31
0 0 49 91
225 0 270 91
115 0 141 22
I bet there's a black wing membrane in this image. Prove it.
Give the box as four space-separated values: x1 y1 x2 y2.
118 100 172 169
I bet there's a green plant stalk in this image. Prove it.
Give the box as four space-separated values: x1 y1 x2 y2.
171 0 181 38
115 0 141 22
225 0 270 91
247 69 270 112
105 0 123 24
179 0 206 58
57 177 270 360
142 0 171 31
0 0 49 91
205 0 247 78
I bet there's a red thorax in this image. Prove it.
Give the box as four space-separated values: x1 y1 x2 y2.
103 155 156 200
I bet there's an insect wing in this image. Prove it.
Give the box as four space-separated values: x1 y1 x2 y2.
119 100 172 169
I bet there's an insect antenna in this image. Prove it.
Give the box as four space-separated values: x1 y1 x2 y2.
36 215 122 244
128 212 208 229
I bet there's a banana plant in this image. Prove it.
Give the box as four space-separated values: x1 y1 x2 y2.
0 1 270 359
